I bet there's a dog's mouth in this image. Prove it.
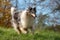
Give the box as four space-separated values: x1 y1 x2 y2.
31 14 35 17
31 13 37 18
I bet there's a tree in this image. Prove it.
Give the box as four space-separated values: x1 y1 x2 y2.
37 13 49 30
0 0 11 27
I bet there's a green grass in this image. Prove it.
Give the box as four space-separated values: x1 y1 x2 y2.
0 27 60 40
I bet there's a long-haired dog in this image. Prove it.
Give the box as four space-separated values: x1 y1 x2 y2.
11 7 36 34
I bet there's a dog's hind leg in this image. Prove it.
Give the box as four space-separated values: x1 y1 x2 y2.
12 22 20 34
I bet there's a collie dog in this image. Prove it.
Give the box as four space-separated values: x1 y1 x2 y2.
11 7 36 34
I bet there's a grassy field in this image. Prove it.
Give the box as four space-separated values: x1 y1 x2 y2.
0 27 60 40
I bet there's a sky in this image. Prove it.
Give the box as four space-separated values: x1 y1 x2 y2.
11 0 60 14
11 0 60 25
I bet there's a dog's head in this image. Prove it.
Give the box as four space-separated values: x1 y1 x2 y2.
27 7 37 18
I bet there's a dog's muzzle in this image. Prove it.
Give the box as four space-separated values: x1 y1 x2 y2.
31 14 37 18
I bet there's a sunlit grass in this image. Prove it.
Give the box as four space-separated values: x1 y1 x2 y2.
0 27 60 40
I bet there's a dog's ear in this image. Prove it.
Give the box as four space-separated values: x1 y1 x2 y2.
33 7 36 10
33 7 36 13
28 7 32 11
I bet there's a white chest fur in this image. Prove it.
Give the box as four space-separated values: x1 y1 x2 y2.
20 10 34 28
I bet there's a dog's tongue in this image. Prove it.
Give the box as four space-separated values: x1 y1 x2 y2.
31 14 35 17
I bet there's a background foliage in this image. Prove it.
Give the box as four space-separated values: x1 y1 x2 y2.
0 0 11 27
